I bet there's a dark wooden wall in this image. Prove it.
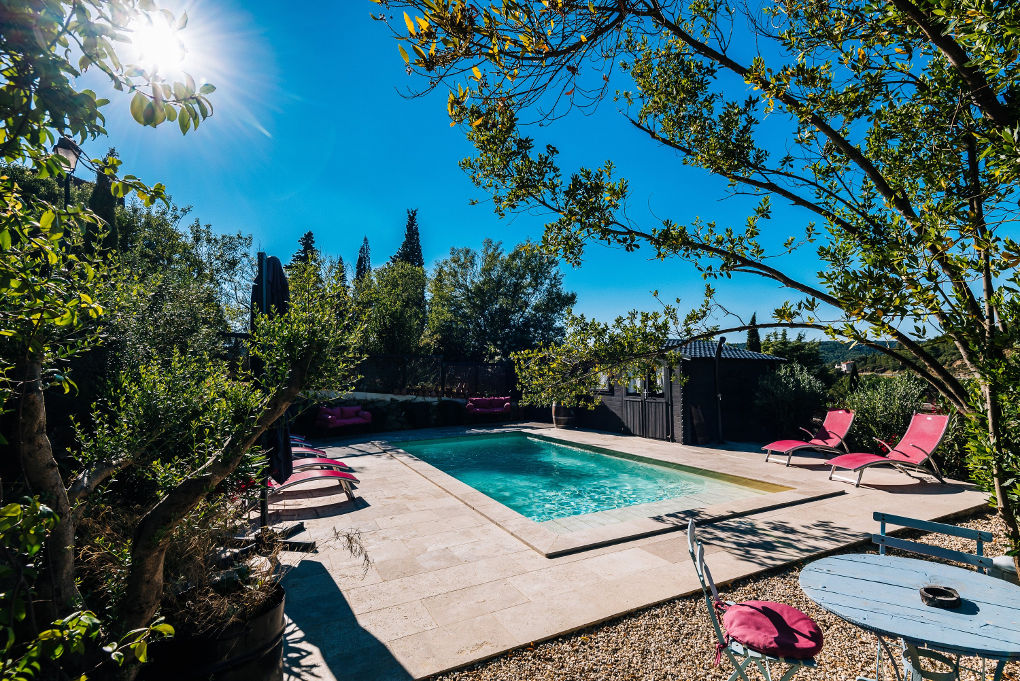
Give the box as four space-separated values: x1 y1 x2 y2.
586 358 783 444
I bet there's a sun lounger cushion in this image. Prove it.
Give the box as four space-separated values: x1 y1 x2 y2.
292 457 353 472
268 469 360 491
292 445 328 456
765 439 825 453
722 601 823 659
827 452 890 470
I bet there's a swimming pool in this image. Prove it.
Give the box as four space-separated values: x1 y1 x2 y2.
397 432 774 522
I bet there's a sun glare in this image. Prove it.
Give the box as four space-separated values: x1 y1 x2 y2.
112 2 275 142
128 13 187 75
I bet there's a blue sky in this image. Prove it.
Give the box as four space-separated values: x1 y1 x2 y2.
86 0 818 329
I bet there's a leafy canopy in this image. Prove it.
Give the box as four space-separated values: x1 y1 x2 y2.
380 0 1020 560
427 239 576 362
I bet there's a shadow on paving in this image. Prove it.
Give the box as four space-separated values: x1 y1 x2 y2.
268 497 371 523
648 512 866 566
696 517 865 564
854 481 970 495
283 560 413 681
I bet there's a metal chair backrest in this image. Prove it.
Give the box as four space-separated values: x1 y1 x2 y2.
687 520 727 646
814 409 854 448
872 512 994 573
886 413 949 464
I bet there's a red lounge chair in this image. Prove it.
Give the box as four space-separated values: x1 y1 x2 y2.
828 412 949 486
292 445 328 457
268 469 359 503
292 457 353 472
763 409 855 466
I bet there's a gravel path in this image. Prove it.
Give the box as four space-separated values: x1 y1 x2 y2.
435 513 1017 681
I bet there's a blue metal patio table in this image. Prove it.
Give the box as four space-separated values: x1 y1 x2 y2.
799 553 1020 681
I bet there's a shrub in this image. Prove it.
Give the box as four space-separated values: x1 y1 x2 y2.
754 363 826 438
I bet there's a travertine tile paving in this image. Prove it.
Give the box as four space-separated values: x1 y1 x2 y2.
278 425 987 681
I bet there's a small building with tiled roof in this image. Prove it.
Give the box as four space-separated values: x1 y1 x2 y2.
664 339 785 362
578 339 786 445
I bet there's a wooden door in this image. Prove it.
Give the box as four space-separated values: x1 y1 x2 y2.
622 397 671 440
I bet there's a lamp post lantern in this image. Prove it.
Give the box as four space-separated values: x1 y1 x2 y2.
53 136 83 208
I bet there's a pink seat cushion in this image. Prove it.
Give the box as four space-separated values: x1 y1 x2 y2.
763 439 818 453
829 452 888 470
722 601 823 659
340 406 362 419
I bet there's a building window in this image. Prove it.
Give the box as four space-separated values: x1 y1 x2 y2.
647 364 667 398
596 372 613 395
623 366 668 398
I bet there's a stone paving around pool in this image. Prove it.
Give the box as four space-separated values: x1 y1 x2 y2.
276 425 987 681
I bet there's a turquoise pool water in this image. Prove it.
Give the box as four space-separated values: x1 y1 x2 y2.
397 432 770 522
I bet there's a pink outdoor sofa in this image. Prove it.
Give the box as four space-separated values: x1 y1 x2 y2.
466 396 511 415
314 405 372 431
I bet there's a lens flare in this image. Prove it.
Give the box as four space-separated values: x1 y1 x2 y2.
128 13 187 75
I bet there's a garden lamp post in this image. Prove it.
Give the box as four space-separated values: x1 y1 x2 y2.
53 136 82 208
714 336 726 443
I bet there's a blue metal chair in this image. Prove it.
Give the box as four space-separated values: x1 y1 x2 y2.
872 512 993 572
687 520 819 681
871 512 998 681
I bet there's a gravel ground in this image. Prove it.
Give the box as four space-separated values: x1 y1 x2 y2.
435 512 1017 681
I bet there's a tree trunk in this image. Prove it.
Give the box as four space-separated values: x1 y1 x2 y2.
14 360 80 617
983 383 1020 574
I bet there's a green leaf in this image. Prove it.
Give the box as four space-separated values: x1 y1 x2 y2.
177 11 188 29
39 210 55 230
130 92 147 124
199 83 216 94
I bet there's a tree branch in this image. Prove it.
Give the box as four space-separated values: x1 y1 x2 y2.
887 0 1013 128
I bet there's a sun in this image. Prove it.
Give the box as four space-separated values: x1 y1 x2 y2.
128 13 187 75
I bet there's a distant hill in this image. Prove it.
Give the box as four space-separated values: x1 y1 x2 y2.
816 341 885 365
735 338 962 373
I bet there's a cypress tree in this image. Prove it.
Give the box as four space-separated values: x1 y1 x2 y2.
291 231 320 266
746 312 762 353
87 148 119 250
391 208 424 268
336 254 348 289
355 236 372 281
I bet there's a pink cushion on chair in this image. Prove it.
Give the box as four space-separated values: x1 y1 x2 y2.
763 439 818 453
722 601 823 659
339 406 361 419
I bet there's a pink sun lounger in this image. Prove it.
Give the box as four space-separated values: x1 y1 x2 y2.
763 409 855 466
268 469 360 503
292 445 328 457
291 457 353 472
828 412 949 487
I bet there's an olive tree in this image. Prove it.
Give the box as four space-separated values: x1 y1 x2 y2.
379 0 1020 566
0 3 360 679
3 0 217 621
